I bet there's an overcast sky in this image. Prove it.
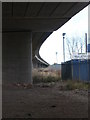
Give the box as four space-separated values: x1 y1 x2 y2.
39 6 88 65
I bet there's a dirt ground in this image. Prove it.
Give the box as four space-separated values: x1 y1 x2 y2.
2 81 88 118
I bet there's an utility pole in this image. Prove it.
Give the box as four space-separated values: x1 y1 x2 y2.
62 33 66 62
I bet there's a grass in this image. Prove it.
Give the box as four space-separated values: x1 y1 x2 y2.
65 80 89 90
32 68 89 90
32 68 61 84
33 75 61 84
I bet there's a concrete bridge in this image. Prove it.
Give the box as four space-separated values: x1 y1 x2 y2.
2 2 89 84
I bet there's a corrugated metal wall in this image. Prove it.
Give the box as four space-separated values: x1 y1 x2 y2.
61 60 72 80
72 60 79 81
61 59 90 82
89 60 90 81
79 60 89 81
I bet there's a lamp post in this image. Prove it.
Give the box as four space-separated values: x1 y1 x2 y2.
62 33 66 62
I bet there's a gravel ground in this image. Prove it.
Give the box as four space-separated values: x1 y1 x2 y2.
2 81 88 118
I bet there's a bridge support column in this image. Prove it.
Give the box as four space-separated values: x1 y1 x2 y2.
3 31 33 85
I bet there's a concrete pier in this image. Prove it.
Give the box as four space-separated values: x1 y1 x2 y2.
2 32 32 84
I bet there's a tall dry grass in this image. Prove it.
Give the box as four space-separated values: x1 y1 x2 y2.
32 68 61 84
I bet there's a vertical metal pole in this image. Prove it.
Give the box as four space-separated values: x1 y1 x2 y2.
88 5 90 54
56 52 58 63
62 33 66 62
0 2 2 120
88 5 90 82
63 36 65 62
85 33 87 53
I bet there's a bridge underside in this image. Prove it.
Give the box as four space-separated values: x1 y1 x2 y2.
2 2 89 84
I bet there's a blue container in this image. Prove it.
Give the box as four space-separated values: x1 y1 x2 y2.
62 59 90 82
72 59 79 81
79 60 89 82
61 60 72 80
88 60 90 81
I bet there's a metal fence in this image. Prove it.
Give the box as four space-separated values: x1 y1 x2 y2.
61 59 90 82
61 60 72 80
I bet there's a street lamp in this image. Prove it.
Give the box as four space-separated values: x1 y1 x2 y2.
62 33 66 62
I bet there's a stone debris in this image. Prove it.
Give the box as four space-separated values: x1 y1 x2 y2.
35 82 56 88
13 83 33 89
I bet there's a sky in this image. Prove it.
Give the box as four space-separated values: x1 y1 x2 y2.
39 6 88 65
